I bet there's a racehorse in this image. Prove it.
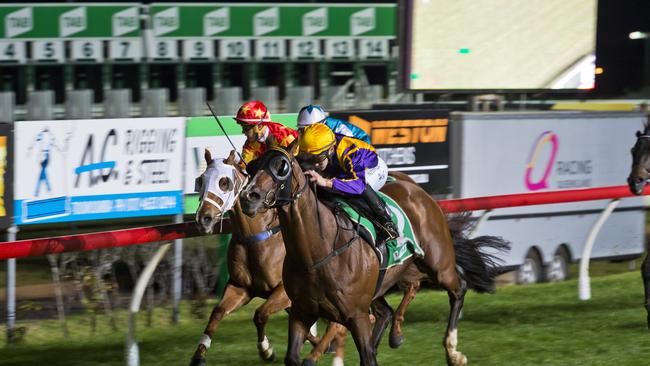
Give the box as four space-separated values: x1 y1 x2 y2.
626 123 650 330
239 143 509 366
189 149 423 365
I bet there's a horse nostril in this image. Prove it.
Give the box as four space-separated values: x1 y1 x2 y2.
201 215 212 226
635 176 645 184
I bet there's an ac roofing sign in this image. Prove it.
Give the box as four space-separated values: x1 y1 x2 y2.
14 118 184 225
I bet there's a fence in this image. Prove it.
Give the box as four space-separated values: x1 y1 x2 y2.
1 184 648 363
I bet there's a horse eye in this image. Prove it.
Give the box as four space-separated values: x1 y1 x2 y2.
219 177 233 191
276 160 290 178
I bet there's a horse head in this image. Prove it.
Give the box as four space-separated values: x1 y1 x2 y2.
195 149 248 233
628 124 650 195
240 140 304 217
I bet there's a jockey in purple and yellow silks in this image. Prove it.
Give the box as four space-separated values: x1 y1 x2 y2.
297 123 398 240
234 100 298 165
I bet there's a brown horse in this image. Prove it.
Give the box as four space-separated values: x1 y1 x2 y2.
240 144 509 366
190 149 423 365
626 123 650 330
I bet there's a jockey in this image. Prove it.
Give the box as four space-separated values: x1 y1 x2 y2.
298 123 398 241
234 100 298 164
297 104 371 144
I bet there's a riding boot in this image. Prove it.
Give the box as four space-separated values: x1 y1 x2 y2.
362 185 399 241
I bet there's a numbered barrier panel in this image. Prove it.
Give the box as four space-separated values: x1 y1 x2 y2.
0 4 141 63
13 118 185 225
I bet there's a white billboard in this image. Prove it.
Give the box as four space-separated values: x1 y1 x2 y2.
450 111 646 268
14 118 185 224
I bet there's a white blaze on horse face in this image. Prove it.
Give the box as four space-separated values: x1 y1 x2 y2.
197 160 240 215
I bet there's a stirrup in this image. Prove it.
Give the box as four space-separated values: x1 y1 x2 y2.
383 222 399 241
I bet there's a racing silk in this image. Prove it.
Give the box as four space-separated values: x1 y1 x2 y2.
324 135 379 195
324 117 371 144
242 121 298 163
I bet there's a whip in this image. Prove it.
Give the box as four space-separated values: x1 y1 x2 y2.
206 102 246 166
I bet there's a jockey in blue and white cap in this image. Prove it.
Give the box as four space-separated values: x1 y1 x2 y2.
297 104 371 144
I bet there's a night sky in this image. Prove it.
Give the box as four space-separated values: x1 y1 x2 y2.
595 0 650 96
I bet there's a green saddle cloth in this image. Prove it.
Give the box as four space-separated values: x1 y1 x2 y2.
336 190 424 269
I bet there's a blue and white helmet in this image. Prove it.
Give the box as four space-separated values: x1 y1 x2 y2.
297 105 328 128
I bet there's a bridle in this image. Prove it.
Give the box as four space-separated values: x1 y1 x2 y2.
244 148 309 209
196 160 249 214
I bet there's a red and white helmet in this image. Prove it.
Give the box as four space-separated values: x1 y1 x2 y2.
235 100 271 125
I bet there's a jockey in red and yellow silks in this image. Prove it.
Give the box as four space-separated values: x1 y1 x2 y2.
234 100 298 164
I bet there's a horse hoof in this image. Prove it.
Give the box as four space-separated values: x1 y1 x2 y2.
301 359 317 366
261 351 275 363
389 333 404 349
188 356 206 366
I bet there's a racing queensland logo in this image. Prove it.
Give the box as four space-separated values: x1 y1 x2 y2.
524 130 593 191
525 131 558 191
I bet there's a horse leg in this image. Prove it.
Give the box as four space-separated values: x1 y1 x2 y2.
333 326 347 366
189 283 250 366
642 249 650 330
370 296 394 352
439 267 468 366
389 280 420 348
253 284 292 362
284 310 315 366
303 322 347 365
346 313 378 366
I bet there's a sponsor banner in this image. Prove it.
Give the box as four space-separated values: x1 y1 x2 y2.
0 124 13 229
329 110 450 193
184 113 297 214
149 4 395 38
0 4 141 39
14 118 184 225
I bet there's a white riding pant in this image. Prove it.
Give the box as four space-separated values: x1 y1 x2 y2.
365 157 388 191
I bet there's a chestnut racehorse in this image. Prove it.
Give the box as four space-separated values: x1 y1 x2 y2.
240 144 509 366
190 149 423 365
626 123 650 330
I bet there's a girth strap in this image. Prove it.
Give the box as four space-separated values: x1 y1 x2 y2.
240 225 281 245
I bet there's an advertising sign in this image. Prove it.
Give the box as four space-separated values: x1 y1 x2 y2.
450 111 645 267
149 4 395 38
0 4 142 62
184 113 297 213
330 110 450 194
0 4 141 39
0 124 13 229
14 118 185 225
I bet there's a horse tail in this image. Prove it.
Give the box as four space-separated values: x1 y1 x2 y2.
447 212 511 293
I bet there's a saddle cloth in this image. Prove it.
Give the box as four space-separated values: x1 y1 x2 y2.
335 191 424 269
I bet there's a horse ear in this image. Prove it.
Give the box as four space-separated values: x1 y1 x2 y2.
637 130 643 138
287 135 300 156
204 148 213 165
224 150 237 165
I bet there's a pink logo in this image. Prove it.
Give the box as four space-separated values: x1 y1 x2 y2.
525 131 558 191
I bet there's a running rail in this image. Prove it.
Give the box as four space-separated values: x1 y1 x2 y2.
0 184 648 261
